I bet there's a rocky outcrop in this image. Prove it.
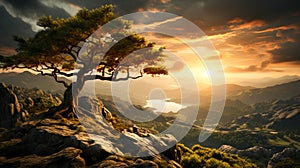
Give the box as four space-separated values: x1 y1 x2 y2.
219 145 300 167
76 96 177 157
0 83 27 129
219 145 272 167
0 117 181 167
219 145 272 159
0 94 180 167
267 148 300 168
0 147 85 168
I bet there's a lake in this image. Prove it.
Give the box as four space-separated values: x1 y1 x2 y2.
144 99 186 113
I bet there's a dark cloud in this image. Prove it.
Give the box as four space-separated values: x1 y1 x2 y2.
269 34 300 64
68 0 150 15
0 6 34 50
0 0 72 53
2 0 70 19
167 0 300 29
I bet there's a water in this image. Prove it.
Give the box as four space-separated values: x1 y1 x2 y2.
144 99 186 113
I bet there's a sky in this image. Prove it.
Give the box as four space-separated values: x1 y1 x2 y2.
0 0 299 85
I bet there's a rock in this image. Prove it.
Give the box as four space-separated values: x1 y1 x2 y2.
0 116 180 167
25 97 34 108
0 93 180 167
219 145 272 167
76 96 177 157
239 146 272 159
127 125 151 137
0 147 85 168
218 145 238 154
131 160 159 168
0 83 25 129
267 148 300 168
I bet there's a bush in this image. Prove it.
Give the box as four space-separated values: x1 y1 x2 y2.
181 154 205 168
177 143 257 168
206 158 231 168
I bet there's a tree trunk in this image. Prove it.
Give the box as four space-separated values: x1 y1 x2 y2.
51 84 75 119
60 84 74 110
56 69 86 118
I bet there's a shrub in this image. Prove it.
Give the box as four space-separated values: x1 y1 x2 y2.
181 153 205 168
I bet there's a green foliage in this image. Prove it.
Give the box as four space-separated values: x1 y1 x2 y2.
206 158 231 168
35 96 59 109
177 144 257 168
143 66 168 76
181 153 205 168
76 125 86 132
201 131 269 149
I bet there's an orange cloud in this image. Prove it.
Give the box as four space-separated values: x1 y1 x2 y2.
225 60 283 73
228 18 244 24
230 20 266 30
254 25 299 34
160 0 171 4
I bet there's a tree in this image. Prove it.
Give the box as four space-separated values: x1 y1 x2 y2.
0 5 167 117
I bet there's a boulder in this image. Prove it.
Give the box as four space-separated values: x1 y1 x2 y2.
0 83 25 129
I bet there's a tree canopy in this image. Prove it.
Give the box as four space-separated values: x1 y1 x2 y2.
1 4 167 88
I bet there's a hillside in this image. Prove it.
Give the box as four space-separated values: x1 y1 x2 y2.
228 80 300 104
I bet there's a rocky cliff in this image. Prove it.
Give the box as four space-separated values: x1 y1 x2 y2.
0 83 28 129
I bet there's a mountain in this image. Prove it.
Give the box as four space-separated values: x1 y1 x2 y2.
235 75 300 88
228 80 300 104
227 95 300 132
0 71 69 93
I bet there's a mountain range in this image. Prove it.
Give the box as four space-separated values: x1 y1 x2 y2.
1 71 300 106
233 75 300 88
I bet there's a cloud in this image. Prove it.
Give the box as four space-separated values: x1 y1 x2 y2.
0 0 70 32
0 46 16 55
0 0 299 69
0 6 34 52
226 60 283 73
229 20 266 30
39 0 81 16
269 34 300 64
255 25 298 34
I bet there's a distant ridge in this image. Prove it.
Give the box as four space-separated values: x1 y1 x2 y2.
0 71 69 92
229 80 300 104
236 75 300 88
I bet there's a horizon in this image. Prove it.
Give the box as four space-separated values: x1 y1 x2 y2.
1 69 300 89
